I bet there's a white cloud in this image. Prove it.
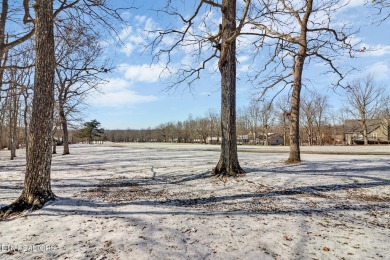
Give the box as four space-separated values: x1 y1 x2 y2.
119 25 133 40
238 63 251 73
122 43 136 56
120 11 132 21
366 62 389 80
238 55 250 63
117 16 160 56
341 0 366 8
90 78 158 108
118 64 170 83
362 45 390 57
134 15 147 24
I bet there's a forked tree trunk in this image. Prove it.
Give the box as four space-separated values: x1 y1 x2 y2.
212 0 244 176
0 0 56 219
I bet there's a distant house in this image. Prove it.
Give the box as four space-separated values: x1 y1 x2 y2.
249 131 284 145
256 133 284 145
344 118 390 145
237 134 249 145
268 134 284 145
206 136 221 144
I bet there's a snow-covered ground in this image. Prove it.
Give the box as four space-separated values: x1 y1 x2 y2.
0 143 389 259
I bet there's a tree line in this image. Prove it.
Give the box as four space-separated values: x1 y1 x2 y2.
104 78 389 147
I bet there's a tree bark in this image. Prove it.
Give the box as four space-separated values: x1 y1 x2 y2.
287 74 302 163
0 2 8 150
10 86 18 160
0 0 56 219
212 0 244 177
61 108 70 155
287 1 312 164
0 111 3 149
22 89 29 154
362 118 368 145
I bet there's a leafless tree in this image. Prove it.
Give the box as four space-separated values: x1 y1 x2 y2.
207 109 221 143
313 93 328 145
194 117 210 143
245 99 261 140
259 100 275 145
236 107 251 143
157 122 176 142
7 65 22 159
246 0 356 163
300 94 316 145
344 75 388 145
183 116 196 143
301 91 329 146
150 0 251 176
55 22 107 155
0 44 34 158
276 95 291 146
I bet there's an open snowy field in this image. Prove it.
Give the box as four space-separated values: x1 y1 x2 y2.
0 143 389 259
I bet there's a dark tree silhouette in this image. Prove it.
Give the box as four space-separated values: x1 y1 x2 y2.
78 119 105 144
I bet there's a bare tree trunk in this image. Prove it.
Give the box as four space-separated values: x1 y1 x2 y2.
9 100 16 159
1 0 55 218
0 100 5 149
10 88 18 160
22 89 29 154
61 109 70 154
52 138 57 154
0 111 3 149
0 5 7 150
308 128 313 146
213 0 244 176
287 1 312 164
8 64 19 160
288 77 302 163
362 119 368 145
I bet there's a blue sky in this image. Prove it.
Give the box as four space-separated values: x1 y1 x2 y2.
85 1 390 130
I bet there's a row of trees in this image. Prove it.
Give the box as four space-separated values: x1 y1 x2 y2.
104 75 389 147
4 73 386 157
